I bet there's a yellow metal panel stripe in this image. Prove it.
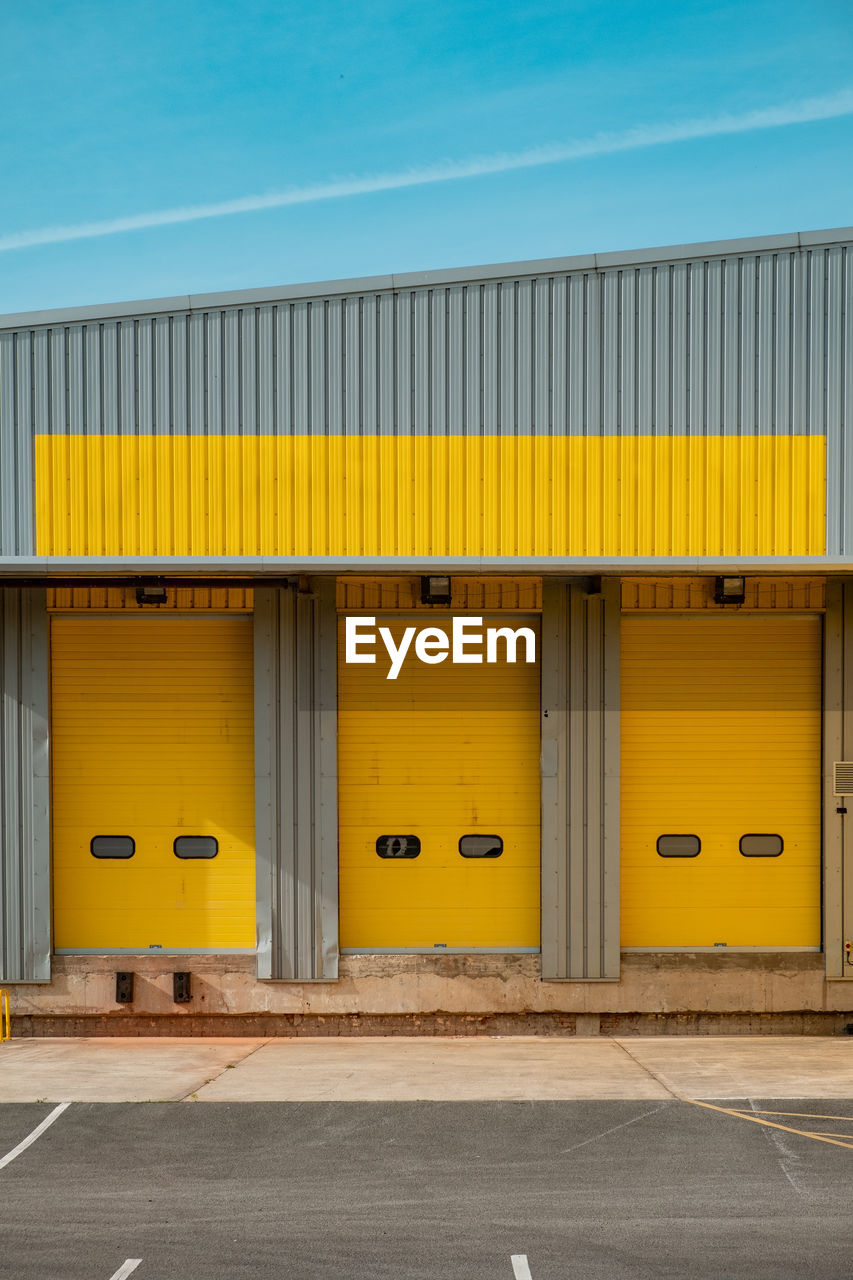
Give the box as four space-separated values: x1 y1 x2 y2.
47 587 253 611
336 577 542 612
621 577 826 611
35 434 825 557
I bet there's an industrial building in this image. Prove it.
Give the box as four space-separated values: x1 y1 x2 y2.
1 225 852 1034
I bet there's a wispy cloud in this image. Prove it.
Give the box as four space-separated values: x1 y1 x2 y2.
2 89 851 253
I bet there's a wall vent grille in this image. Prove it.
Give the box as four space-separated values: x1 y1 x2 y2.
833 762 853 795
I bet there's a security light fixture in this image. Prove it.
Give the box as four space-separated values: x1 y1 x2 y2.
714 576 746 604
421 575 452 605
135 578 167 605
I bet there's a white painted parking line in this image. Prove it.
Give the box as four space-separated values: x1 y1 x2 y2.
511 1255 533 1279
0 1101 70 1171
108 1261 142 1280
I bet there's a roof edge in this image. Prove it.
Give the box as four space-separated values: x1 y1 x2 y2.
0 554 851 577
2 225 851 332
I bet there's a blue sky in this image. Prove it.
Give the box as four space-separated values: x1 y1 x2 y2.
2 0 852 313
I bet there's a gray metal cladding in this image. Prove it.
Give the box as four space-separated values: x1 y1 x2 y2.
6 242 847 441
0 589 50 983
821 579 853 979
826 250 853 554
0 332 35 553
540 579 620 981
254 581 338 981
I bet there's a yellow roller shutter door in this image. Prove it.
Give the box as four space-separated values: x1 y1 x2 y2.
51 616 255 950
621 614 821 948
338 616 541 949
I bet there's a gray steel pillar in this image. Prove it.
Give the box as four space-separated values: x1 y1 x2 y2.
0 588 50 983
0 331 36 556
540 578 620 980
254 580 338 981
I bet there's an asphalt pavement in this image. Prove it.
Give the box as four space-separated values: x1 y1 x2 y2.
2 1098 853 1279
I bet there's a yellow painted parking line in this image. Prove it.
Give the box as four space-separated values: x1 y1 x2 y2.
688 1100 853 1151
726 1106 853 1139
736 1109 853 1122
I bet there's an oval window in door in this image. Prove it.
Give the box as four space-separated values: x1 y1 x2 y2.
376 835 421 859
459 834 503 859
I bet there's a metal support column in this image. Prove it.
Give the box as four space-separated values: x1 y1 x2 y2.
540 578 620 980
254 580 338 981
0 588 50 983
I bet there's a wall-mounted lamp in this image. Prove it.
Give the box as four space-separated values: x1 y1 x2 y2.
421 575 452 605
714 576 746 604
135 578 168 605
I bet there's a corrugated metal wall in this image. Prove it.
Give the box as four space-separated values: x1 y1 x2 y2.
825 253 853 555
46 587 253 610
540 579 620 980
9 247 842 438
337 576 542 611
253 581 338 980
13 243 842 560
3 238 849 555
621 577 826 610
0 333 35 554
0 589 50 983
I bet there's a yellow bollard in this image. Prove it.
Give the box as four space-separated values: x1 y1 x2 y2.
0 989 10 1042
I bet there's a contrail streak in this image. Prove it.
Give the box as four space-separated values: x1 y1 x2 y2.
2 88 851 253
